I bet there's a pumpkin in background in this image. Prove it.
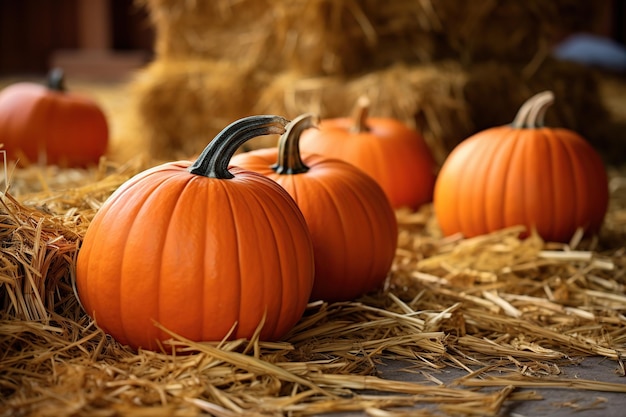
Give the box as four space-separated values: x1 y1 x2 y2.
231 114 398 302
298 96 437 210
434 91 609 243
76 115 315 351
0 68 108 167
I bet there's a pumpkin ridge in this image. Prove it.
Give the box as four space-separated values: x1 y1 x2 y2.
520 131 540 236
552 130 591 233
256 172 315 334
220 179 245 338
197 180 209 340
309 172 352 285
451 141 473 236
489 131 513 233
245 177 302 338
98 174 175 345
500 129 526 234
232 170 311 338
259 182 296 337
243 174 298 338
125 173 189 346
332 169 379 288
473 132 503 235
433 145 465 235
159 174 207 341
541 129 560 240
368 133 392 202
346 169 397 290
89 175 166 346
454 135 491 236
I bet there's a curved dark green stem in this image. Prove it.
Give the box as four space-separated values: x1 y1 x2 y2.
511 90 554 128
189 115 289 179
272 113 319 175
349 95 371 134
47 68 66 92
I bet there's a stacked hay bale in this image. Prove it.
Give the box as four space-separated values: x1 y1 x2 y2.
123 0 610 163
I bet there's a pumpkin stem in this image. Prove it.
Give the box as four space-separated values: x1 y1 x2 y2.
511 90 555 128
272 113 319 175
350 95 372 133
189 115 290 179
47 68 66 92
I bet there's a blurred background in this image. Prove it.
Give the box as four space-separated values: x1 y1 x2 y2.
0 0 153 79
1 0 624 79
0 0 625 165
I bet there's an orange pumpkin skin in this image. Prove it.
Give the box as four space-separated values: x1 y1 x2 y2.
232 114 398 302
298 99 436 210
0 69 108 167
434 91 609 243
76 116 314 351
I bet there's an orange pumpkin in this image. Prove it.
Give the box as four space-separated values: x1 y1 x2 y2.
298 97 437 210
0 68 108 167
434 91 609 243
231 114 398 302
76 115 315 350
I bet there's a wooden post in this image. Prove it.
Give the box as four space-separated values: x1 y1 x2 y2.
50 0 149 81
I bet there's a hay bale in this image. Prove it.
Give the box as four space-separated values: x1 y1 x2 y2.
137 0 604 76
138 0 440 76
254 62 473 164
431 0 602 64
126 58 612 163
252 59 613 162
126 59 263 160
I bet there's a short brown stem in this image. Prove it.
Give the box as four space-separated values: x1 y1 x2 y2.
511 90 555 128
349 95 371 133
272 113 319 175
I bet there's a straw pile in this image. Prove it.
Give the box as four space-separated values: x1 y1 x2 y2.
127 57 612 164
1 157 625 416
126 0 613 163
139 0 600 73
2 1 624 415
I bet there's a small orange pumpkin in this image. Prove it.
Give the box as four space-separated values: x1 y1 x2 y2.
434 91 609 243
231 114 398 302
298 97 437 210
0 68 108 167
76 115 315 351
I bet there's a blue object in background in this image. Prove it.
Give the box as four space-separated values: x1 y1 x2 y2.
553 33 626 72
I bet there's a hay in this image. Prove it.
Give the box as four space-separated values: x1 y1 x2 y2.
138 0 439 76
138 0 603 74
126 0 612 162
253 62 471 164
0 157 625 416
126 59 265 160
254 59 614 163
129 58 608 164
0 0 623 411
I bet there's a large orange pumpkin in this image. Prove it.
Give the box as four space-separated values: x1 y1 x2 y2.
298 97 437 210
231 114 398 302
0 68 108 167
76 115 315 351
434 91 609 243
